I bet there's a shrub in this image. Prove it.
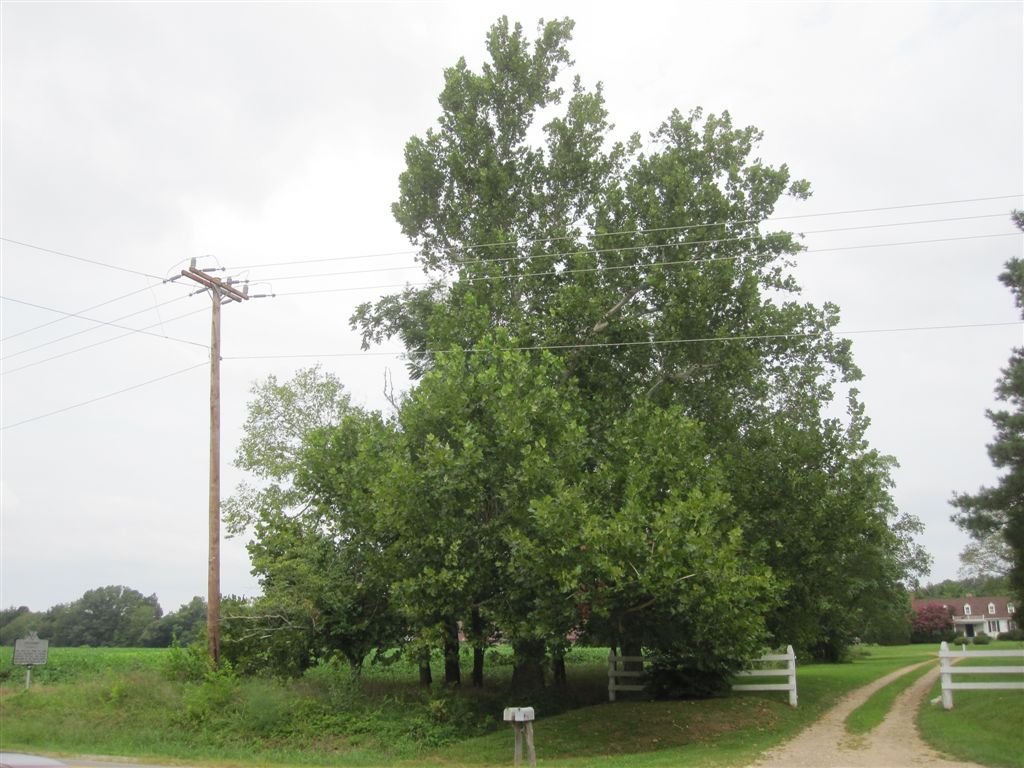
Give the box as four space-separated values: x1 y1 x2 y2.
951 634 971 645
972 634 992 645
180 665 239 725
647 653 732 699
910 603 954 643
161 640 211 682
997 628 1024 641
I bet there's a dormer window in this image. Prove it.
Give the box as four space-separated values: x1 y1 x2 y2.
964 604 972 616
988 602 996 615
1010 604 1016 614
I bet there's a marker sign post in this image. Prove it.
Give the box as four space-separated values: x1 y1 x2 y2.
13 631 49 689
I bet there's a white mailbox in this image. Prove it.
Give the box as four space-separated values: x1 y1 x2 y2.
503 706 537 766
503 706 535 722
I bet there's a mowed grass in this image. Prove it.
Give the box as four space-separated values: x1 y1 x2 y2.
0 643 945 767
917 641 1024 768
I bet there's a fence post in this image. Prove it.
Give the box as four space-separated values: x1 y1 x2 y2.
608 650 616 702
786 645 798 708
939 641 953 710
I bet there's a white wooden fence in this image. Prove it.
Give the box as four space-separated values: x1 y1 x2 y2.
939 640 1024 710
607 653 647 701
608 645 798 707
732 645 798 708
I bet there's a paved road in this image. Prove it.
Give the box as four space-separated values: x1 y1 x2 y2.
1 755 191 768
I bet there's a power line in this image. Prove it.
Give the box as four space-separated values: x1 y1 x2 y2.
229 194 1022 270
1 292 195 361
268 232 1021 299
223 320 1023 362
0 361 208 431
7 318 1016 432
1 305 210 376
253 214 1017 283
1 284 160 342
0 295 208 360
0 237 168 281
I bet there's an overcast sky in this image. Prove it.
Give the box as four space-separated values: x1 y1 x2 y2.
1 1 1022 615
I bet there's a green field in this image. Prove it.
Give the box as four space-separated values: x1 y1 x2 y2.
1 643 1019 767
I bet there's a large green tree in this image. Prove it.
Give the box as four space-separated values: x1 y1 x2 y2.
224 368 405 673
354 16 926 663
384 333 588 688
952 211 1024 602
44 585 162 647
228 16 927 688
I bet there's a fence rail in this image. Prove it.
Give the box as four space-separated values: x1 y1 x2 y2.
732 645 798 707
607 645 798 707
607 654 647 701
939 640 1024 710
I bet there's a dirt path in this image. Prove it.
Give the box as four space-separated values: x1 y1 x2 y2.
750 661 983 768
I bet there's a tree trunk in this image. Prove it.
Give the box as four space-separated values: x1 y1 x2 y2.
471 607 485 688
418 648 433 687
511 638 546 694
444 619 461 686
551 647 567 689
621 638 644 673
472 646 485 688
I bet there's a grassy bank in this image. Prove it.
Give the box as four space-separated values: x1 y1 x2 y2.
0 643 938 767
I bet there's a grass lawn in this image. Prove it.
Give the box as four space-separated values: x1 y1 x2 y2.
420 645 940 767
916 641 1024 768
0 643 941 767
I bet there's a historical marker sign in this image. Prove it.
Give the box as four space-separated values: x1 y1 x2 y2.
13 631 49 667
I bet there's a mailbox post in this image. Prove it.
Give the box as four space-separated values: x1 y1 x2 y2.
502 706 536 767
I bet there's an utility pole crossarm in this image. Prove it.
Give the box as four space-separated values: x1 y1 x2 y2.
181 267 248 302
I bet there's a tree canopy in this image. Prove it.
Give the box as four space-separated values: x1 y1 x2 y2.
0 588 206 648
952 211 1024 602
227 16 928 689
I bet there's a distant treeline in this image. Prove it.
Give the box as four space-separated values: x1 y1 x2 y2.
1 585 206 647
914 575 1010 599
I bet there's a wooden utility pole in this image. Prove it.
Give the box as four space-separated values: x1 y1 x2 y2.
182 263 248 664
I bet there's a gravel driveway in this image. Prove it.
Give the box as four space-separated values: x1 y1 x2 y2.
750 661 983 768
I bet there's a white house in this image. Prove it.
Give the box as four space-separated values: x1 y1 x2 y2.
912 596 1017 638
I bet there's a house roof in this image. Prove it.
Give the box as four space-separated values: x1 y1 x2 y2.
911 595 1016 619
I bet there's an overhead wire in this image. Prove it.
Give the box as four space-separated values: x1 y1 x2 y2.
0 295 208 356
223 321 1023 362
1 250 210 343
0 236 170 281
7 316 1018 430
0 361 209 431
267 232 1021 299
1 305 210 376
252 215 1016 284
10 209 1015 360
2 284 158 342
1 292 197 360
228 194 1022 270
1 194 1020 429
